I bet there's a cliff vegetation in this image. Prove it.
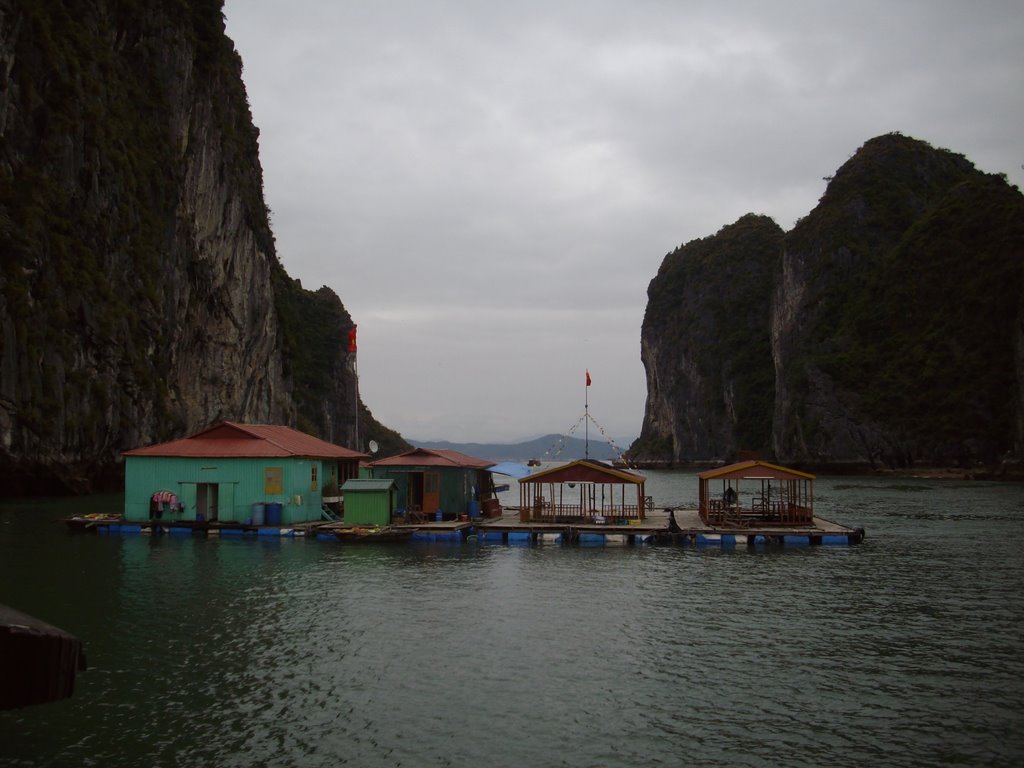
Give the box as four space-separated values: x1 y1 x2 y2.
0 0 405 494
632 133 1024 472
635 214 782 461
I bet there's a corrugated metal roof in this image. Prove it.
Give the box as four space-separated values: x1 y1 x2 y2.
122 422 367 460
368 447 493 469
698 460 815 481
520 459 646 485
341 479 396 492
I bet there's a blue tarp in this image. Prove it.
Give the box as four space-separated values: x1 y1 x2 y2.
488 462 532 479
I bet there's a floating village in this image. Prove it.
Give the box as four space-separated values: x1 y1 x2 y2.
65 421 865 548
20 420 865 708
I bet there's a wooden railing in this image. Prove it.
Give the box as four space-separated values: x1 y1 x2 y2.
529 498 643 523
703 499 812 527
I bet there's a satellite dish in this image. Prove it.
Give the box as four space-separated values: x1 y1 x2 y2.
368 440 379 455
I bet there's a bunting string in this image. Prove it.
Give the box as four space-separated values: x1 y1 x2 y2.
585 412 634 469
540 416 583 462
537 411 634 469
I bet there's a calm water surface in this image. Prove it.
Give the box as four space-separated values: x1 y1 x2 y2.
1 474 1022 767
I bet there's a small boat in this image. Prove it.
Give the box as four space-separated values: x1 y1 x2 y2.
1 603 87 709
332 526 412 543
527 458 541 467
64 513 123 530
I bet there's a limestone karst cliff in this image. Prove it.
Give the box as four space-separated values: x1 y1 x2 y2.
0 1 403 494
635 214 783 463
772 134 1024 469
632 134 1024 470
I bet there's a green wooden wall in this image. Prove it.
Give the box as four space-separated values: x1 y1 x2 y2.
124 455 344 524
369 466 483 519
342 480 396 526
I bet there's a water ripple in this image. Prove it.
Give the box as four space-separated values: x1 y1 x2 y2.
2 480 1023 767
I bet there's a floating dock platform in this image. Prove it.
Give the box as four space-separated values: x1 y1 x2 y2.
66 506 864 546
463 507 863 547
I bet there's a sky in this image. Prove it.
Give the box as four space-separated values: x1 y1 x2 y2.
221 1 1024 445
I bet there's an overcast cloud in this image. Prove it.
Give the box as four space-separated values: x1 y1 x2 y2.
222 1 1024 445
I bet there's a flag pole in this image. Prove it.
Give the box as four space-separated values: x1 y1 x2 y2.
585 369 590 459
348 325 359 450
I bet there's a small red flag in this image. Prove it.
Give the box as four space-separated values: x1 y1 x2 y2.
347 326 357 353
586 370 591 387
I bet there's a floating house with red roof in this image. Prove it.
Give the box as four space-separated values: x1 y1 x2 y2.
367 447 496 522
122 422 366 525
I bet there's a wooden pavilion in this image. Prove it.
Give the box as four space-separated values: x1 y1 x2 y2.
699 460 815 527
518 459 648 523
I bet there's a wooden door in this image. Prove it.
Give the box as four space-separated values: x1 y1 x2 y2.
423 472 441 516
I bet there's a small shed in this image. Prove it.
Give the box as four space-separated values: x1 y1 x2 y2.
368 447 495 522
698 460 815 527
122 422 367 525
341 479 396 526
518 459 648 523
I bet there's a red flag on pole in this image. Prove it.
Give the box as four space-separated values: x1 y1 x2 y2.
586 369 591 387
347 326 357 353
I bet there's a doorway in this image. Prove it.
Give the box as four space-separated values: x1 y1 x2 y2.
408 472 440 516
196 483 219 522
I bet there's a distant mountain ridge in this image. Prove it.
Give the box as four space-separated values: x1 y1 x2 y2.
411 434 629 463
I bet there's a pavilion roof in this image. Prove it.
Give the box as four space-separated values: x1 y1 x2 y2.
520 459 646 485
698 460 815 482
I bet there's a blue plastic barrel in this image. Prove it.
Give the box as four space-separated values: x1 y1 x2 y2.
434 510 443 522
252 503 266 526
467 501 480 519
266 502 283 525
821 534 850 546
